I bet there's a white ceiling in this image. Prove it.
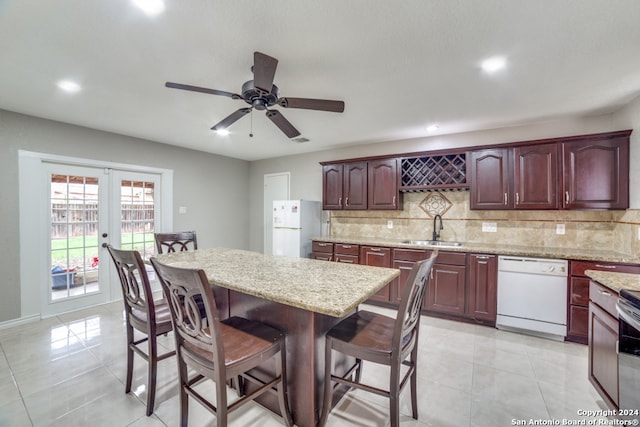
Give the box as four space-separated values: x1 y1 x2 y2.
1 1 640 161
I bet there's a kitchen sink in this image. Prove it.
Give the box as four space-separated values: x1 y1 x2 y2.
401 240 463 247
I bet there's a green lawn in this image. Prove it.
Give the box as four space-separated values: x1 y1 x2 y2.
51 232 155 266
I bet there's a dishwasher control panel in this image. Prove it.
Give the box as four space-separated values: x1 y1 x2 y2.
498 256 567 276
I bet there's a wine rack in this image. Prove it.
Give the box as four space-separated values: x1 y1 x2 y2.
400 153 467 191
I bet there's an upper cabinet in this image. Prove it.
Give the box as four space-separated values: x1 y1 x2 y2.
469 130 630 210
562 135 629 210
322 159 401 210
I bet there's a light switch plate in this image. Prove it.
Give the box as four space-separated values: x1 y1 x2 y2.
482 222 497 233
179 206 187 214
556 224 565 235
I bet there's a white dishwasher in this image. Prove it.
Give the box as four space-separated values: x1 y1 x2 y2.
497 256 568 341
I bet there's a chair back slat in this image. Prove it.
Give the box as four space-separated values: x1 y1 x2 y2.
154 231 198 254
107 246 155 322
394 252 438 353
151 259 224 367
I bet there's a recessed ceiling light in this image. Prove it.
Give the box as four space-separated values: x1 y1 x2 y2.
132 0 165 16
215 129 230 136
57 80 81 93
481 56 507 73
426 124 439 132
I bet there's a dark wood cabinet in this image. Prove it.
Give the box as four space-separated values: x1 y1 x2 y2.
467 254 498 322
468 148 511 209
424 252 467 316
321 162 367 210
562 135 629 210
391 248 430 304
513 143 559 209
368 158 401 210
360 245 392 302
588 280 619 409
311 241 360 264
469 144 558 210
567 260 640 344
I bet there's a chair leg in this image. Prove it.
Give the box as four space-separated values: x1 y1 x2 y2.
146 334 158 416
215 377 228 427
125 324 134 393
275 346 294 427
390 362 401 427
318 339 334 427
410 360 418 419
178 360 189 427
354 357 363 384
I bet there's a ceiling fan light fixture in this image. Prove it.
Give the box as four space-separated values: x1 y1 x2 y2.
215 128 230 136
426 124 439 132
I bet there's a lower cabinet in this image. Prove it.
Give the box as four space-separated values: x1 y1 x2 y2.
588 280 619 410
467 254 498 322
423 252 467 316
392 248 431 304
360 245 392 302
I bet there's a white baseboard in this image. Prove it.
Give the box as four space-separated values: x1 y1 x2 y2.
0 314 41 331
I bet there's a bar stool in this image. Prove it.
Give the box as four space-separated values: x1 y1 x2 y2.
154 231 198 254
106 245 176 416
150 258 294 427
319 253 437 427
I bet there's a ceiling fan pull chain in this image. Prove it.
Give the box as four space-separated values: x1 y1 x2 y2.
249 108 254 137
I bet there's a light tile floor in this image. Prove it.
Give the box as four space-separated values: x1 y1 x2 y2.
0 302 614 427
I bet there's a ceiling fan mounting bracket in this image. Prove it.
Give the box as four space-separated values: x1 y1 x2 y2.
242 80 279 110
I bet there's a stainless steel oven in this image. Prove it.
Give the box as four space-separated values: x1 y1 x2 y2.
617 289 640 418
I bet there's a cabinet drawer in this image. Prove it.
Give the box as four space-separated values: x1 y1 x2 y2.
589 280 618 318
311 252 332 261
392 248 429 262
334 243 359 255
570 277 590 306
312 241 334 253
435 251 467 266
335 254 359 264
571 260 640 276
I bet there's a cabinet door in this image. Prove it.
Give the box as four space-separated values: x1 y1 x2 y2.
322 164 344 210
467 254 497 321
563 136 629 209
513 143 558 209
424 264 466 315
468 148 512 209
589 301 619 408
368 158 400 210
360 246 392 302
344 162 368 210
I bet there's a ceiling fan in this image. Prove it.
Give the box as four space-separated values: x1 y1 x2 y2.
165 51 345 139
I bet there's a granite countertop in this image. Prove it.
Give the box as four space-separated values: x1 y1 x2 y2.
154 247 400 318
312 236 640 264
585 270 640 293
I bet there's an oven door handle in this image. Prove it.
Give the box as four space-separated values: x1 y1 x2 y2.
617 299 640 331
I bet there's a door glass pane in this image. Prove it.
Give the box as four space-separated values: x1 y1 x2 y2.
50 175 100 301
120 180 155 259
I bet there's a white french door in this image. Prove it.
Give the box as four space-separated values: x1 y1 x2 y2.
40 163 162 316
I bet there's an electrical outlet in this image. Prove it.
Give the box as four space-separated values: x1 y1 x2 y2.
387 220 393 229
482 222 497 233
556 224 565 235
179 206 187 214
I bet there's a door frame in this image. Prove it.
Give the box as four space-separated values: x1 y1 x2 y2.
19 150 173 318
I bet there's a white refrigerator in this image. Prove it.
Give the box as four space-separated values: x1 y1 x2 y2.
272 200 321 258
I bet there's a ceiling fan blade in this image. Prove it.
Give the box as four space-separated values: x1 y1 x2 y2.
211 108 252 131
165 82 241 99
277 97 345 113
266 110 301 138
253 52 278 94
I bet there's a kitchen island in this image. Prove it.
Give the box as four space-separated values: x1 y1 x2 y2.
155 247 400 427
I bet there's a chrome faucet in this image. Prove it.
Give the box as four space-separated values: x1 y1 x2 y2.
432 214 443 241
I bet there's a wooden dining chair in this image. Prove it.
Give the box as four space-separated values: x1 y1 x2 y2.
154 231 198 254
150 258 294 427
318 252 438 427
106 245 176 416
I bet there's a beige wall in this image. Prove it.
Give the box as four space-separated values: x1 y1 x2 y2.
248 112 632 253
0 109 250 323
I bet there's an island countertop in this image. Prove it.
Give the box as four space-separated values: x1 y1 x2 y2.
154 247 400 318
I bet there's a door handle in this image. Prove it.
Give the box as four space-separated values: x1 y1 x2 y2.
102 243 108 248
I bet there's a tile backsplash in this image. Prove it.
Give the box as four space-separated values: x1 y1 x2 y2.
329 192 640 256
